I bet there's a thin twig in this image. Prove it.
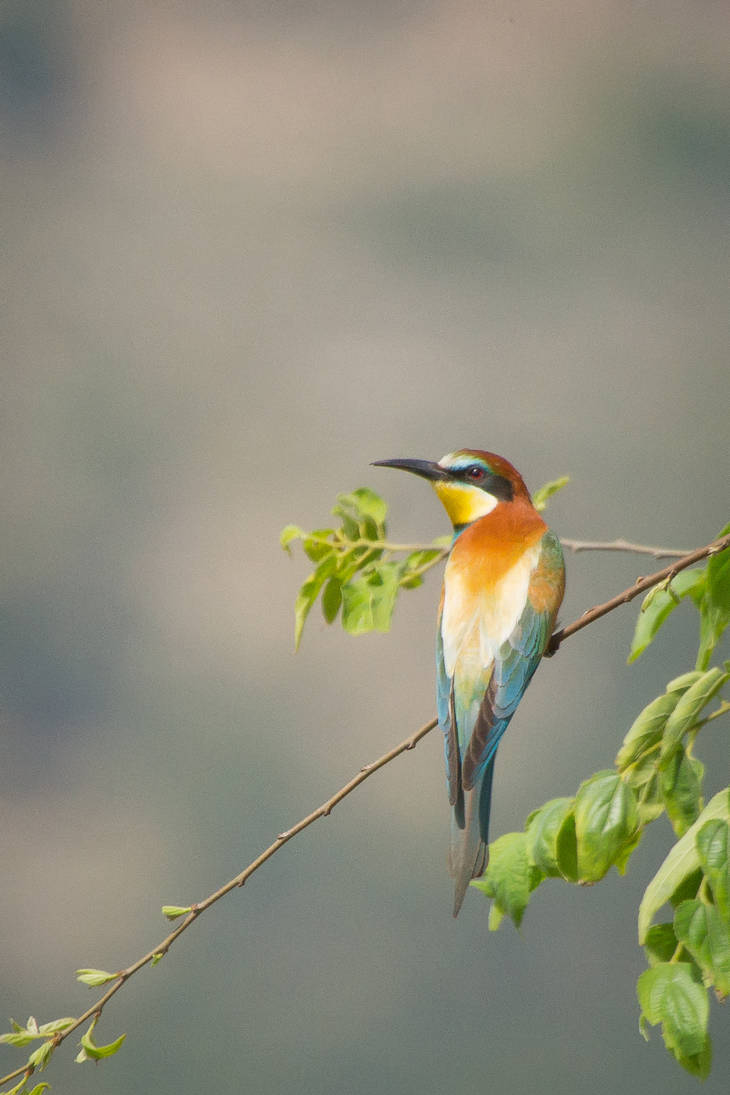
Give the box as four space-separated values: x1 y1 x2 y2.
559 537 689 558
2 531 729 1089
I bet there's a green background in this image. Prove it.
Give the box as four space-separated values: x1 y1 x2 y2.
2 2 728 1092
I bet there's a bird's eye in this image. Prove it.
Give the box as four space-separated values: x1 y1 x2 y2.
466 465 486 482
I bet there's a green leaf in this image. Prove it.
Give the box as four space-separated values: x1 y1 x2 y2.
637 962 711 1076
0 1030 37 1047
697 524 730 669
616 690 681 770
38 1017 76 1036
555 809 579 882
347 487 388 526
532 476 570 512
302 529 336 563
628 567 706 663
614 828 643 875
660 749 704 836
666 670 706 693
321 577 342 624
27 1084 52 1095
674 899 730 996
573 771 639 882
161 905 192 921
27 1040 54 1072
660 667 729 763
78 1022 127 1062
638 790 730 944
643 922 679 967
525 797 575 877
151 952 164 967
696 818 730 923
279 524 304 552
76 968 119 987
294 560 335 649
341 562 402 635
471 831 532 929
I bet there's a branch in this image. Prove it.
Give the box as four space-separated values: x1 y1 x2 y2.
559 537 689 558
548 531 730 653
2 531 728 1089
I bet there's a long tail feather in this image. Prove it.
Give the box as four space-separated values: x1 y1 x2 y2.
449 755 495 917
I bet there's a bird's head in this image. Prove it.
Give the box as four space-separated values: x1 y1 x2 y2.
373 449 531 528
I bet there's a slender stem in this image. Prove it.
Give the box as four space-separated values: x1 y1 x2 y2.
2 531 729 1089
304 534 689 559
559 538 690 558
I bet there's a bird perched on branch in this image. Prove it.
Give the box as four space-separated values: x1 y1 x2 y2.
374 450 565 916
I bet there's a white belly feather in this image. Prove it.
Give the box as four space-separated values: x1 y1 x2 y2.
441 543 541 677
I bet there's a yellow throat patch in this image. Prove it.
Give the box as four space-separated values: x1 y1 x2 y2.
432 481 498 526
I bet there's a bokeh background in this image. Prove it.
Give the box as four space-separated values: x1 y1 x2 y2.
2 2 729 1092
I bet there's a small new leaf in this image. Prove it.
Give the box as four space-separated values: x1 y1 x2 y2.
78 1022 127 1062
532 476 570 512
27 1040 54 1072
76 968 119 987
161 905 192 921
279 524 304 552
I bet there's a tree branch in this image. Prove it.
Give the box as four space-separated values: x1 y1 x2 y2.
559 537 689 558
548 531 730 653
2 531 729 1090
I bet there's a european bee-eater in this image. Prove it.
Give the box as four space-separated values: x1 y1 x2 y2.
374 450 565 916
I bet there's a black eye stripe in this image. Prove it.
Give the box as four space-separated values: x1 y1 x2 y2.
452 466 514 501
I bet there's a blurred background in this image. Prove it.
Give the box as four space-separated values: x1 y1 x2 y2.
2 1 728 1092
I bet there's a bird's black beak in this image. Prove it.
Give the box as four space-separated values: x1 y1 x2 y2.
371 458 449 481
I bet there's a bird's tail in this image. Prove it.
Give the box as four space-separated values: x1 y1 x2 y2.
449 755 496 917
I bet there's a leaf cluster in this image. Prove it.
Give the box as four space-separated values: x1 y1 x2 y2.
472 525 730 1079
281 488 449 647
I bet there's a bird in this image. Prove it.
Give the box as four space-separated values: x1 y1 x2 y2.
373 450 565 916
